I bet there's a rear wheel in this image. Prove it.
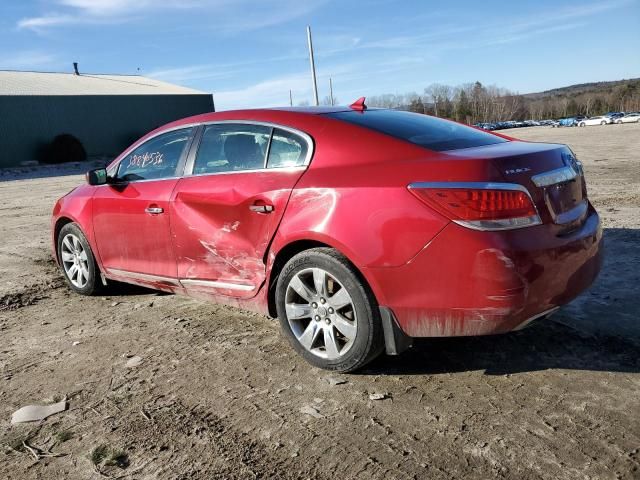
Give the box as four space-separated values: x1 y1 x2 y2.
601 121 606 125
57 223 102 295
579 122 585 127
276 248 384 372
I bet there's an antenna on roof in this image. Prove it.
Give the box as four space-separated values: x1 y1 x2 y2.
350 97 367 111
73 62 79 75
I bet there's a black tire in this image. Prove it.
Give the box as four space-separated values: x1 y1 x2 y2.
276 248 384 372
57 222 103 295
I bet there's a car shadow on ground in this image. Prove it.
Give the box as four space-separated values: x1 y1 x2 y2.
363 320 640 376
364 227 640 376
106 281 172 297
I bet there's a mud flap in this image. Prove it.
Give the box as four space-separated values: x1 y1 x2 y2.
379 307 413 355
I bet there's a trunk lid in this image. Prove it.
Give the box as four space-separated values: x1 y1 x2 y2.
445 141 588 230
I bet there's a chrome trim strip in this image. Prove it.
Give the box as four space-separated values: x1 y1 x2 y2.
408 181 532 194
185 165 306 179
106 268 181 285
531 166 577 187
555 200 588 225
454 215 542 231
180 279 255 291
105 269 256 292
513 307 559 331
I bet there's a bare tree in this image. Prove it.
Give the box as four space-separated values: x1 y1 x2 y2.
424 83 452 117
320 95 339 106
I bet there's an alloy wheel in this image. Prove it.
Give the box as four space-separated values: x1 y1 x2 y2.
60 233 90 288
285 267 357 360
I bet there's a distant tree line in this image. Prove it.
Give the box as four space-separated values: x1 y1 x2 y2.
366 79 640 124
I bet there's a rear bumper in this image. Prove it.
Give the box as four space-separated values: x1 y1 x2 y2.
364 204 603 337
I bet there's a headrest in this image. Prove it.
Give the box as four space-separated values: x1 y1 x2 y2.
223 134 261 165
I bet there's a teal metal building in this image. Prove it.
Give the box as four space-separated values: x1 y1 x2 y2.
0 70 214 168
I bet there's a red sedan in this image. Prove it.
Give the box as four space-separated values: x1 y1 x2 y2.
52 99 603 372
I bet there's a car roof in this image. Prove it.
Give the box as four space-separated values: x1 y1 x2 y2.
131 106 378 152
153 106 383 135
269 106 353 114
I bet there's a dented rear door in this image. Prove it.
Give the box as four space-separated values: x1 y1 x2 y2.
170 123 311 299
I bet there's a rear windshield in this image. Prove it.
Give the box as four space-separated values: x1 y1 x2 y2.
326 109 507 151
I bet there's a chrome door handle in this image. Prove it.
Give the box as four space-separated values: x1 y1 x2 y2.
145 206 164 215
249 204 274 213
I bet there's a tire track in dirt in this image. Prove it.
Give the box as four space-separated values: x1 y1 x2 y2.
0 252 64 312
83 401 333 479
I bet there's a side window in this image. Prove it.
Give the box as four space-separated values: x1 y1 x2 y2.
193 124 271 175
267 128 308 168
116 128 192 182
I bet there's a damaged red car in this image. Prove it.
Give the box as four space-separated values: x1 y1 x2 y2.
52 99 603 372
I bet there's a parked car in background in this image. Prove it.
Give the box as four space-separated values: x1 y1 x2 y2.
578 116 612 126
51 101 603 372
606 112 625 121
556 117 577 127
473 122 494 130
614 113 640 124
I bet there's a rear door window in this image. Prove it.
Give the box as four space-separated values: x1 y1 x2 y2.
326 109 507 151
193 124 271 174
116 128 192 182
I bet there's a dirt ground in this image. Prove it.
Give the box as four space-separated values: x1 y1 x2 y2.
1 123 639 480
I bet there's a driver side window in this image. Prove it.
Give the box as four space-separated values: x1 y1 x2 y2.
116 128 193 182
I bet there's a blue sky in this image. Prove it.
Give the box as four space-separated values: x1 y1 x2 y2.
1 0 638 110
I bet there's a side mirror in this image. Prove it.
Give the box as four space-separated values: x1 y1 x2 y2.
86 168 108 186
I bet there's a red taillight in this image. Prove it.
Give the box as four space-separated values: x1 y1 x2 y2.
409 184 541 230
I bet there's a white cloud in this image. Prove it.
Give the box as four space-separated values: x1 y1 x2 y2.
17 14 75 30
146 65 239 84
18 0 327 32
213 72 313 110
59 0 156 15
0 50 58 70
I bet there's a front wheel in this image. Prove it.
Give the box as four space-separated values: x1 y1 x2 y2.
57 222 103 295
276 248 384 372
579 122 585 127
601 121 606 125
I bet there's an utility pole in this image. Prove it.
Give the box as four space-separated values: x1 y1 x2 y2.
289 89 293 107
306 25 319 106
329 77 334 106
